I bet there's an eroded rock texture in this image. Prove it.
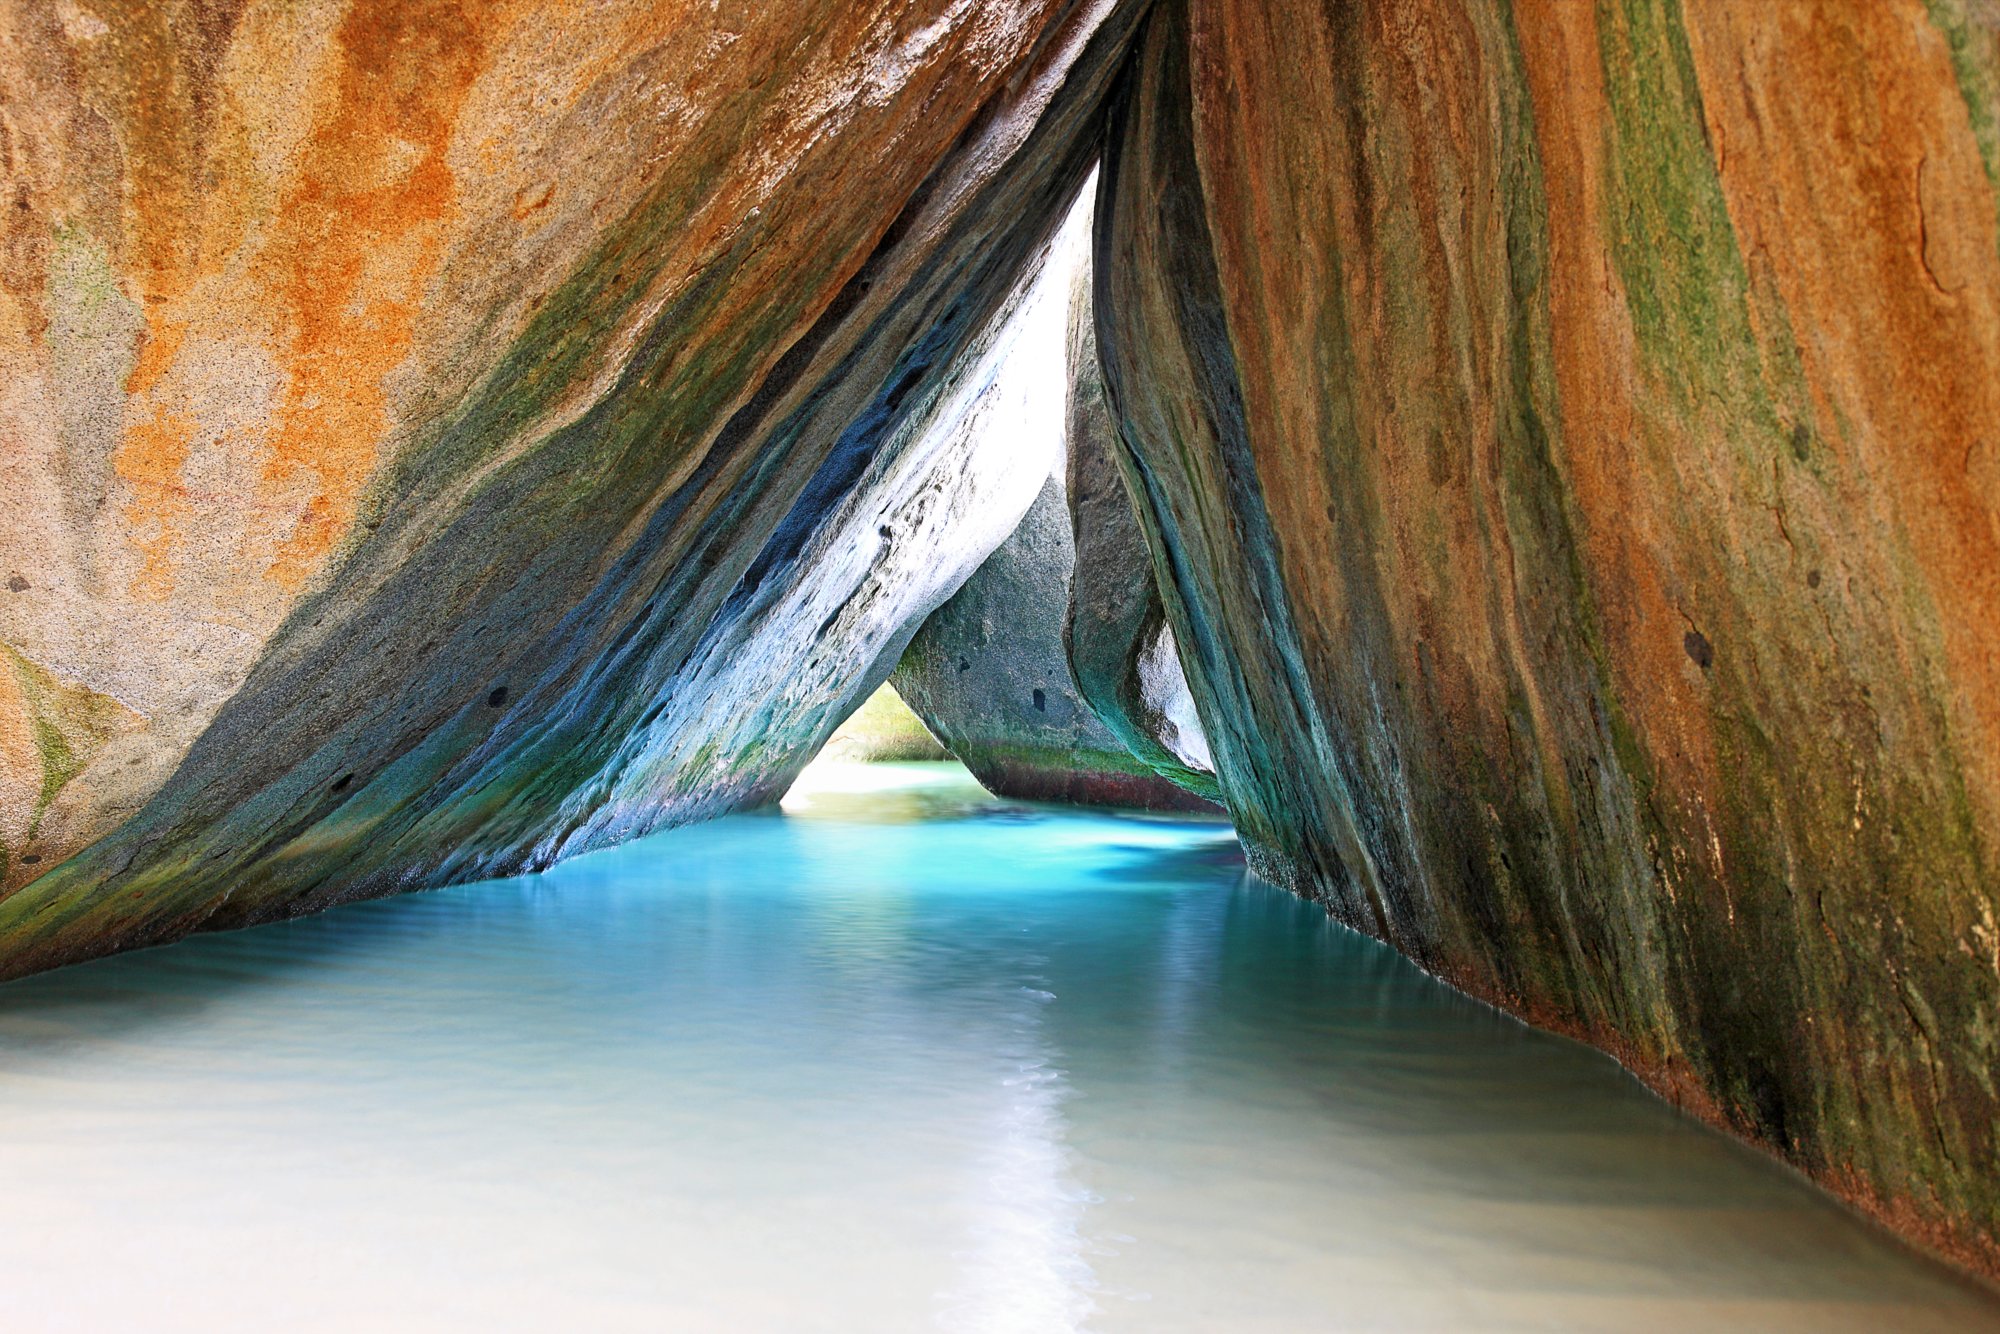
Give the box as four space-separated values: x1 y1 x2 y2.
898 468 1217 812
1096 0 2000 1274
0 0 1145 971
1062 262 1218 801
895 202 1217 812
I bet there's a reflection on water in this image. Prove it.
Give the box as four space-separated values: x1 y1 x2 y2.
0 761 1992 1332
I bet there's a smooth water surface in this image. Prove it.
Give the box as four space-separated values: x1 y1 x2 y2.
0 762 1993 1332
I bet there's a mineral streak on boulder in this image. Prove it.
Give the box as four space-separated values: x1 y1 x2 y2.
0 0 1148 971
1096 0 2000 1275
894 193 1219 814
1061 259 1219 801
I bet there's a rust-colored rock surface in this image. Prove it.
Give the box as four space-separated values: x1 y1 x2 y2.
0 0 1144 968
1096 0 2000 1276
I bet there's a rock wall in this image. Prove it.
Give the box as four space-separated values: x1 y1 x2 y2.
0 0 1147 973
895 198 1218 812
1062 262 1219 801
1096 0 2000 1274
897 469 1218 812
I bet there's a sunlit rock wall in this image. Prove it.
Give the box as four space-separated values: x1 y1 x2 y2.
895 199 1218 813
542 213 1077 851
0 0 1146 972
1096 0 2000 1275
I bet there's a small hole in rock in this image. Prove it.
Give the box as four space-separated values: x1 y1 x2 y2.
488 686 510 708
19 854 41 865
1683 630 1714 672
1032 688 1047 712
332 773 354 793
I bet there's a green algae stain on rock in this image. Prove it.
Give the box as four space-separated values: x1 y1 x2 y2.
0 644 140 885
1597 0 1763 414
1924 0 2000 247
3 647 131 823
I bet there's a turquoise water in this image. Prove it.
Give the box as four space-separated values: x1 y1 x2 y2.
0 761 1993 1332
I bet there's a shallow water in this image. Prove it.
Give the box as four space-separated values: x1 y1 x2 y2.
0 762 1993 1332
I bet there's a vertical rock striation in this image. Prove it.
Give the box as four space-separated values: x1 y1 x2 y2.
0 0 1148 971
1062 260 1219 801
1096 0 2000 1275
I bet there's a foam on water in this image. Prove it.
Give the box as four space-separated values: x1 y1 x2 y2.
0 761 1992 1332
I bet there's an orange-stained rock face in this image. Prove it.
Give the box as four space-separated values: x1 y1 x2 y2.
1097 0 2000 1278
0 0 1145 939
